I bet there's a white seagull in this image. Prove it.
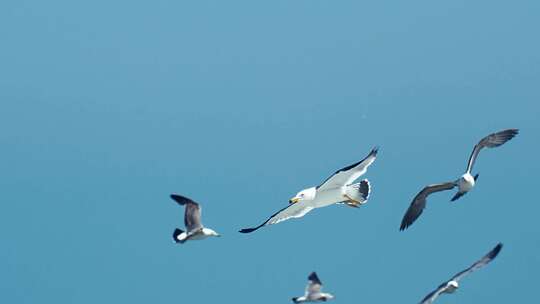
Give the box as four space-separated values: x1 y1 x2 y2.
170 194 220 243
292 272 335 303
400 129 518 230
419 243 503 304
239 147 378 233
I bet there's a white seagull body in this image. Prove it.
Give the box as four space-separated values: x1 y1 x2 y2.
292 272 334 303
170 194 220 244
239 147 378 233
400 129 518 230
420 243 503 304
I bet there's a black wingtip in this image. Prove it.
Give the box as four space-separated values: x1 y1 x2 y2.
170 194 189 205
490 243 503 259
399 211 416 231
399 221 410 231
371 146 379 156
500 129 519 142
506 128 519 136
239 227 257 234
292 297 299 303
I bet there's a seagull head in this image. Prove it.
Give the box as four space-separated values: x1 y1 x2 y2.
289 187 316 204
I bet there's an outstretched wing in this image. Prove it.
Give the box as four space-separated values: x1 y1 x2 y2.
170 194 203 231
239 202 314 233
317 147 378 192
451 243 503 282
306 272 322 295
400 182 456 231
465 129 518 173
419 282 448 304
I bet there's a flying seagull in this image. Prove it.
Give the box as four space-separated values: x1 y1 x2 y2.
451 128 518 201
292 272 334 303
170 194 220 243
400 129 518 230
239 147 378 233
419 243 503 304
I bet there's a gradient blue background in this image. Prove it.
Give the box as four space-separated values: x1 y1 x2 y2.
1 1 538 303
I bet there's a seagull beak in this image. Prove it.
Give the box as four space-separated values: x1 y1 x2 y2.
289 198 300 204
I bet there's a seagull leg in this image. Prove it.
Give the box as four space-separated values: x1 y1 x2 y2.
343 194 361 208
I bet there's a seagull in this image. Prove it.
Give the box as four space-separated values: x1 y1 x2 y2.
239 147 378 233
419 243 503 304
292 272 334 303
452 128 518 201
400 129 518 230
170 194 220 243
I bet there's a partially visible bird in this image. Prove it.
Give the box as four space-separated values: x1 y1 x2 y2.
400 129 518 230
239 147 378 233
292 272 335 303
170 194 220 243
419 243 503 304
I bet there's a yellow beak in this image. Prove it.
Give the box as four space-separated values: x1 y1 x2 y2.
289 197 300 204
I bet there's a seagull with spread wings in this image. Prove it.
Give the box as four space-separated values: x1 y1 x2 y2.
419 243 503 304
239 147 378 233
400 129 518 230
292 272 334 303
170 194 220 243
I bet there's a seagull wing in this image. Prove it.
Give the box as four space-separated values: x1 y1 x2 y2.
306 272 323 295
170 194 203 232
317 147 378 192
239 202 314 233
451 243 503 282
400 182 456 231
465 129 519 173
419 282 448 304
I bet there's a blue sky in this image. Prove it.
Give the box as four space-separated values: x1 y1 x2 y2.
1 1 538 303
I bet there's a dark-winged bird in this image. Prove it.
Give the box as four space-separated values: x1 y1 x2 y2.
419 243 503 303
292 272 334 303
400 129 518 230
170 194 220 243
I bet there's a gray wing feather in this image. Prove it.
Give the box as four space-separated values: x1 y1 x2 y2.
400 182 456 231
466 129 518 173
239 203 314 233
451 243 503 282
317 147 378 191
419 283 447 304
170 194 203 231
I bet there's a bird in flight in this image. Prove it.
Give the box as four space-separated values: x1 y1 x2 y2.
170 194 220 243
419 243 503 303
400 129 518 230
239 147 378 233
292 272 335 303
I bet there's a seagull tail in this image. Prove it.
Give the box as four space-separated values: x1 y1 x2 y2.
344 179 371 207
172 228 185 243
358 179 370 201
